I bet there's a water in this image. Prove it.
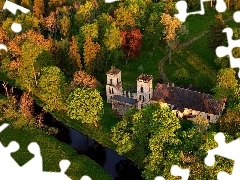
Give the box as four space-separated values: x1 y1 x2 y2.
0 81 143 179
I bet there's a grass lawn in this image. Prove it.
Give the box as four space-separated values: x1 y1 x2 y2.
0 97 113 180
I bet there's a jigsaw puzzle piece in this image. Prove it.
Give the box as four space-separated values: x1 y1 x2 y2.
3 0 30 15
234 11 240 23
215 0 227 12
80 175 92 180
171 165 190 180
0 141 21 173
175 0 226 22
174 1 188 22
154 176 165 180
216 28 240 78
205 132 240 163
205 132 240 179
154 165 190 180
0 123 9 132
21 142 42 173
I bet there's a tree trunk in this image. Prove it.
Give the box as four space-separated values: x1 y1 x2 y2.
169 48 172 64
94 121 98 127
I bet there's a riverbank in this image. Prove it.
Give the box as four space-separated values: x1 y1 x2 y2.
0 95 113 180
0 73 143 166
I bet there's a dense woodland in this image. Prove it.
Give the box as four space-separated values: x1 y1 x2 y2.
1 0 240 179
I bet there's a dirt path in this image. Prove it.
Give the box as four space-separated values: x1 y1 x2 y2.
158 29 209 83
158 17 233 83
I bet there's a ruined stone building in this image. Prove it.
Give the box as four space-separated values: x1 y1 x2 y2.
106 66 225 122
106 66 153 116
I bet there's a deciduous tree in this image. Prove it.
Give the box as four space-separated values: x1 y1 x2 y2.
83 36 101 75
213 68 238 99
120 28 143 64
160 13 183 64
66 87 103 127
37 66 66 112
71 70 99 89
33 0 44 18
69 36 82 72
112 103 181 179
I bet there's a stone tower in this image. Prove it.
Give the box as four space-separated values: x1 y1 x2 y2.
136 73 153 107
106 66 123 102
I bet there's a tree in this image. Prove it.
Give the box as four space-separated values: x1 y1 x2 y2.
69 36 82 72
193 115 209 133
37 66 66 112
17 40 43 92
48 0 66 10
75 1 94 23
83 36 101 75
111 103 181 179
59 15 70 38
173 68 190 86
207 14 227 50
193 72 214 93
33 0 44 18
80 22 98 40
66 87 103 127
160 13 183 64
104 22 122 51
114 3 135 30
19 92 34 119
213 68 238 99
218 109 240 136
232 28 240 58
21 0 33 9
120 28 143 64
71 70 100 89
43 11 59 38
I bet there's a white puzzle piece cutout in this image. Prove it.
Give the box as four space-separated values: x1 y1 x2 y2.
175 0 226 22
0 1 30 52
205 132 240 180
154 165 190 180
0 123 92 179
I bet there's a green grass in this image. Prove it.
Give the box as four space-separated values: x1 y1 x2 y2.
0 98 113 180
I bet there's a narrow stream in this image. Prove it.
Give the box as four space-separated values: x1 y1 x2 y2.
0 81 143 179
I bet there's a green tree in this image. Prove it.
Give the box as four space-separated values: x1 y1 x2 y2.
213 68 238 99
37 66 66 112
69 36 82 73
193 115 209 133
173 68 190 85
194 72 214 93
59 15 70 38
17 40 45 92
66 87 103 127
21 0 33 9
218 109 240 136
111 103 181 180
160 13 184 64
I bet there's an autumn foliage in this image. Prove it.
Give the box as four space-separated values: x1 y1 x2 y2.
83 36 101 73
71 70 100 89
20 92 34 118
120 29 143 63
